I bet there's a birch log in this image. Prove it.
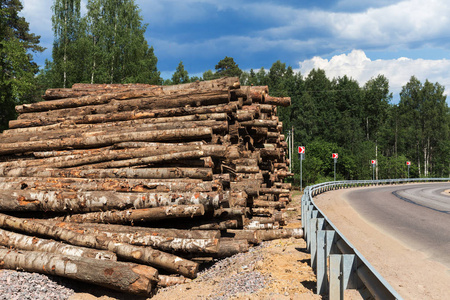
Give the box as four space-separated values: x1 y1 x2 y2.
0 213 199 278
0 248 158 295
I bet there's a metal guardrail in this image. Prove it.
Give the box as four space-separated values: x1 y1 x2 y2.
301 178 449 300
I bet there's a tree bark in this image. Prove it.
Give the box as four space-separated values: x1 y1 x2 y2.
53 205 205 224
37 220 221 240
158 275 191 288
0 228 117 261
0 177 219 193
9 104 236 131
38 77 238 100
0 213 199 278
0 127 213 155
69 150 207 169
1 118 228 144
0 190 223 212
18 90 230 121
0 248 158 295
2 167 213 181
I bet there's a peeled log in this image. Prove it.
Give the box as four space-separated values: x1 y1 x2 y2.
53 205 205 224
0 248 158 295
0 190 223 212
0 213 199 278
0 127 213 155
0 228 117 261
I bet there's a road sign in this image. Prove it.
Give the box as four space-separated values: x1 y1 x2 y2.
406 161 411 166
298 146 305 154
332 153 338 159
371 160 376 165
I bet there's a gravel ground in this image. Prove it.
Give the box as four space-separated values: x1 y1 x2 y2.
0 269 76 300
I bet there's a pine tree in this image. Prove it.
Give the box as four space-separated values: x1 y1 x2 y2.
0 0 44 131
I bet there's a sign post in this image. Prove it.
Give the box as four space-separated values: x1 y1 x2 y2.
371 160 376 180
406 161 411 178
332 153 338 181
298 146 305 191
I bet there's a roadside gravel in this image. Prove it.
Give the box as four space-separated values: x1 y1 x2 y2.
0 269 76 300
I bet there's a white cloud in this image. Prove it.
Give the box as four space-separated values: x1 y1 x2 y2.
298 50 450 101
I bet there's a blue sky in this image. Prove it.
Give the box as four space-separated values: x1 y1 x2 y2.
21 0 450 102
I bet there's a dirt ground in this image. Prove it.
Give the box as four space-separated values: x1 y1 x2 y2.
69 192 322 300
314 187 450 300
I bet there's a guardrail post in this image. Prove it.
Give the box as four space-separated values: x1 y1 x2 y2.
329 254 356 300
310 218 317 264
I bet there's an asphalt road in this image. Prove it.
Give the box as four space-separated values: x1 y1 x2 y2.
344 182 450 268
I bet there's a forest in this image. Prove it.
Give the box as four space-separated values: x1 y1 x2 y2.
1 0 449 184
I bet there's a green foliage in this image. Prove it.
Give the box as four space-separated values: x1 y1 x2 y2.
44 0 161 88
215 56 242 78
0 0 44 131
249 62 449 183
171 61 189 84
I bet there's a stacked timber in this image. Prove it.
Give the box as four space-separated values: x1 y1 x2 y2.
0 78 300 296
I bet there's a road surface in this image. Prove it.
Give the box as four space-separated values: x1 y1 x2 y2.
314 182 450 300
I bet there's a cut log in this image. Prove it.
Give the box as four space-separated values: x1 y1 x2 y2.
0 213 199 278
9 104 236 132
0 177 219 193
0 228 117 261
70 150 207 169
263 95 291 107
1 118 228 144
2 167 213 180
21 77 239 111
37 220 221 240
0 190 223 212
0 127 213 155
53 205 205 224
217 238 249 257
0 248 158 295
17 90 230 122
158 275 191 287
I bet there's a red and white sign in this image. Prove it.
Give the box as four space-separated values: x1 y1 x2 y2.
371 160 376 165
332 153 338 159
406 161 411 166
298 146 305 154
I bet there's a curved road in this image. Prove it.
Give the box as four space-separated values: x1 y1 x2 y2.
313 182 450 300
345 182 450 267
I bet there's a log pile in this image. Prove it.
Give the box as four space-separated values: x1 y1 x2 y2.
0 77 300 296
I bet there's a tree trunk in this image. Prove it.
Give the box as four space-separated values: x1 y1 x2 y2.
0 127 213 155
40 77 239 100
1 118 227 144
53 204 205 224
17 90 230 122
0 213 199 278
0 177 219 193
38 220 221 240
1 167 213 180
0 228 117 261
158 275 191 288
9 104 235 132
0 190 223 212
68 150 207 169
0 248 158 295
